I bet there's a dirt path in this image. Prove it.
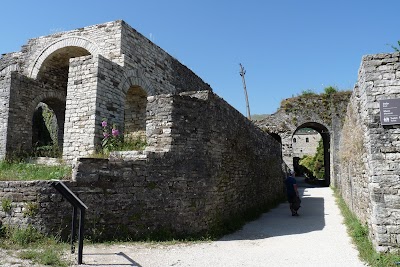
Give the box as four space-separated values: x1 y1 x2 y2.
65 183 366 267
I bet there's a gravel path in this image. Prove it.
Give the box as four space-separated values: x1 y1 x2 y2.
67 181 367 267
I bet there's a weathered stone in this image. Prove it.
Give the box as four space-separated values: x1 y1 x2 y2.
336 52 400 252
0 21 285 241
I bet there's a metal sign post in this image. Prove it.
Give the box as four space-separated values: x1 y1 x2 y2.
52 181 88 265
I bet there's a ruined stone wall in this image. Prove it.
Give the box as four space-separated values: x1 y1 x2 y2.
0 72 11 159
292 132 321 158
5 73 66 155
120 21 212 95
0 91 285 240
62 55 99 160
0 20 212 161
336 52 400 252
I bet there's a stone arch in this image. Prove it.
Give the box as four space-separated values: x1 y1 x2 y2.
120 69 155 96
29 36 100 79
119 69 153 141
292 122 331 185
0 64 19 76
29 92 66 152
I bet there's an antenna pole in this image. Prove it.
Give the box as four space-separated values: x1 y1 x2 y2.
239 63 251 120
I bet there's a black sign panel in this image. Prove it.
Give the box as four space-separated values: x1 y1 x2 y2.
380 99 400 125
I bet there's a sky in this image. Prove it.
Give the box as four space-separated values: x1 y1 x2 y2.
1 0 400 116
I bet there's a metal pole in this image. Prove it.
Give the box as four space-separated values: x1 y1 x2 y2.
71 206 77 254
239 63 251 120
78 208 85 265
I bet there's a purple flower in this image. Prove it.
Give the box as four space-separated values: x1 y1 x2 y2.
112 128 119 137
101 121 107 127
103 132 110 138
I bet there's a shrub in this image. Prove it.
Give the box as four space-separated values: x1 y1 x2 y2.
23 202 39 217
323 86 337 95
100 119 147 155
1 198 12 213
11 225 43 247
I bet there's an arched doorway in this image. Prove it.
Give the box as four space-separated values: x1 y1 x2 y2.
34 46 91 156
293 122 330 186
124 85 147 142
31 98 65 157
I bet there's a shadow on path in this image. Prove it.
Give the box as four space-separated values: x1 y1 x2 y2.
77 252 142 266
220 176 326 241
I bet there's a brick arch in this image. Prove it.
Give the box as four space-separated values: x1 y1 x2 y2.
28 91 66 117
120 69 155 96
28 36 100 79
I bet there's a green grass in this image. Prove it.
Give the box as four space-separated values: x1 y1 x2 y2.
333 187 400 267
0 224 70 267
0 161 71 181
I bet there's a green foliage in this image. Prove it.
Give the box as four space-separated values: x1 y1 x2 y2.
119 136 147 151
10 225 43 247
0 161 71 181
23 202 39 217
388 40 400 52
32 144 61 158
1 225 70 266
32 103 60 158
301 89 317 96
100 119 147 155
299 139 324 179
42 104 58 144
20 248 68 267
323 86 337 95
333 188 400 267
1 198 12 213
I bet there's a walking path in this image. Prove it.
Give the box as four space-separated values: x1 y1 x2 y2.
72 178 367 267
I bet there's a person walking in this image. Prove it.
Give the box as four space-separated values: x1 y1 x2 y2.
285 170 300 216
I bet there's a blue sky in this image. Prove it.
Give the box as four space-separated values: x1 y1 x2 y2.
1 1 400 115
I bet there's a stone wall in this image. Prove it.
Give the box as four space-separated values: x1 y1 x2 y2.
0 20 212 161
0 90 285 240
255 92 351 185
335 52 400 252
0 72 11 159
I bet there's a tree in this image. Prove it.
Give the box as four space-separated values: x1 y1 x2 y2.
323 86 337 95
299 139 325 179
388 41 400 52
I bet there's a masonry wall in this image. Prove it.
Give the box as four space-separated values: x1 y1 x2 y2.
63 55 99 160
336 52 400 252
0 20 213 162
0 72 11 159
0 91 285 240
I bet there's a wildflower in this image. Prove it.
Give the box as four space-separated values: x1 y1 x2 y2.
101 121 107 127
103 132 110 138
112 128 119 137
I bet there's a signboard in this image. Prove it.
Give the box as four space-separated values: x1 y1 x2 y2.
380 99 400 125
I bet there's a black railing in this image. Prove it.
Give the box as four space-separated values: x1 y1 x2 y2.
52 181 88 265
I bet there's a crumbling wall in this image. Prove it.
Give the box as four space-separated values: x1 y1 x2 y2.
0 20 212 161
336 52 400 252
0 91 285 240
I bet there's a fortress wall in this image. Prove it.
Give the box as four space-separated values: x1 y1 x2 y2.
63 55 99 161
0 72 11 159
337 52 400 252
0 91 285 240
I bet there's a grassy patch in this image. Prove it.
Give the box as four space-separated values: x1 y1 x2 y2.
333 188 400 267
0 161 71 181
0 224 70 267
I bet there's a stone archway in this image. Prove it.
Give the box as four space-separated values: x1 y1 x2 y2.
124 86 147 140
28 36 99 79
256 92 351 186
293 122 330 185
